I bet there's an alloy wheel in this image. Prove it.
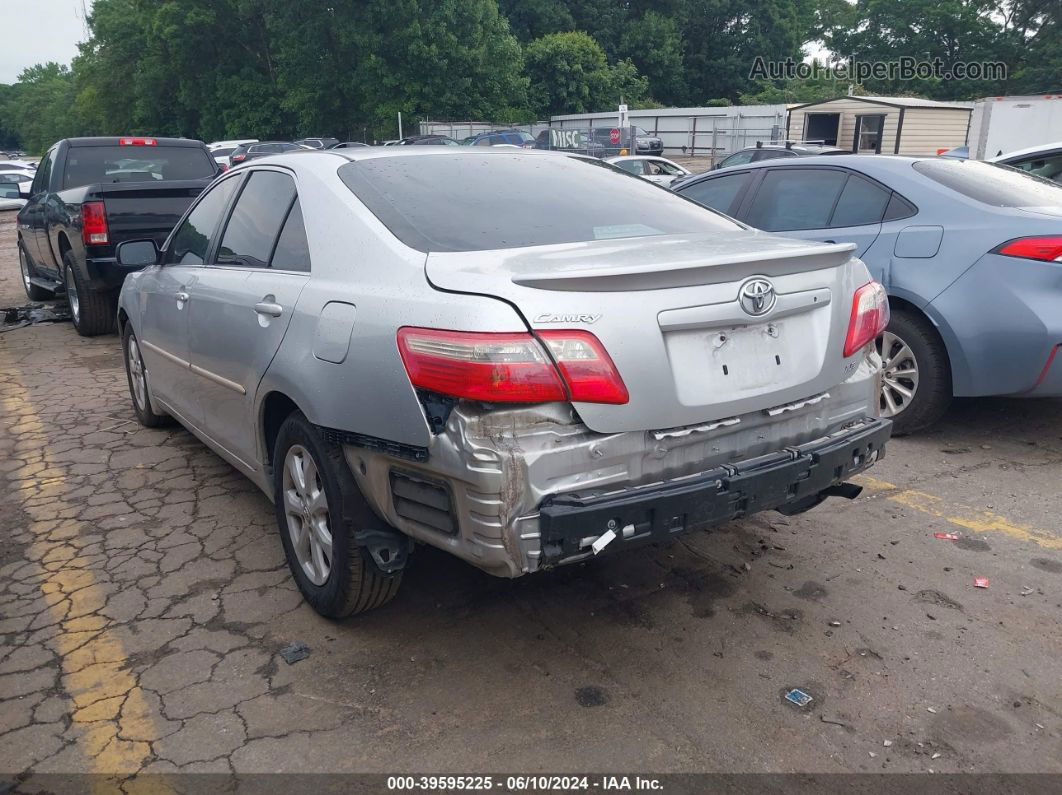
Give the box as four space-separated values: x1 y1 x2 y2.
282 444 333 586
66 270 80 325
127 336 148 411
19 247 31 294
877 330 919 417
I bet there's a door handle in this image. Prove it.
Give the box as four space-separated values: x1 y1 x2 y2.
254 302 283 318
823 240 837 244
175 291 190 302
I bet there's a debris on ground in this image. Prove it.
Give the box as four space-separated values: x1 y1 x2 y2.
0 303 71 332
974 577 990 589
1020 586 1035 596
279 642 311 664
927 706 938 714
784 688 813 708
883 740 893 747
934 532 961 541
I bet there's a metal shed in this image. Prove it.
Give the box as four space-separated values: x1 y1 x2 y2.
786 96 973 155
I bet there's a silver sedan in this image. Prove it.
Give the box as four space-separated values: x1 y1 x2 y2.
116 148 888 617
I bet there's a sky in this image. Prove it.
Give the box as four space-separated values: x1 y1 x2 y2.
2 0 93 84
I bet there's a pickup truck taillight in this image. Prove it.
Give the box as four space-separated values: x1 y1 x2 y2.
994 236 1062 262
843 281 889 358
397 327 628 405
81 201 109 245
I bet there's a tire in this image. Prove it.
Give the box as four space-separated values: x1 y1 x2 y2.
63 252 116 336
878 308 952 435
273 412 403 618
122 324 172 428
19 242 53 301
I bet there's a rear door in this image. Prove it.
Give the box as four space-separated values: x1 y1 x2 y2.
141 173 242 423
185 167 310 468
739 166 886 257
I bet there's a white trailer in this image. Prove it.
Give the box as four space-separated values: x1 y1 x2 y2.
968 95 1062 159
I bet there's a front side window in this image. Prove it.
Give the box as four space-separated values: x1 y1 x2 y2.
678 172 752 215
745 168 848 231
615 160 645 176
31 150 55 194
339 153 740 252
718 151 755 168
216 170 297 268
166 176 240 266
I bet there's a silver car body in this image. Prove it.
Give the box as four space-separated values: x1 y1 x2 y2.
606 155 691 186
118 148 887 578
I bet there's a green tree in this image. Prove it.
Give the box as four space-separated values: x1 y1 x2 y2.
525 31 649 116
618 11 687 105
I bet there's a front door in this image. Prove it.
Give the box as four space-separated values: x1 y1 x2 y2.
186 168 310 468
20 147 56 269
140 173 242 423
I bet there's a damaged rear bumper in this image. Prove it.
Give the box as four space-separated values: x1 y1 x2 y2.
538 416 890 564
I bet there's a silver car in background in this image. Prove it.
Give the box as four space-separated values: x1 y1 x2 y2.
116 149 891 617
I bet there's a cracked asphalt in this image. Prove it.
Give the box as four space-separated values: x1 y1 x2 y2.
1 210 1060 784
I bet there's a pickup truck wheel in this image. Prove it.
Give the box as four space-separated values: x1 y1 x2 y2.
273 412 403 618
19 243 52 301
63 253 116 336
122 325 172 428
877 309 951 435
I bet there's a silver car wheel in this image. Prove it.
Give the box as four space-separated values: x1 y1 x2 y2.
878 330 919 417
19 247 31 293
282 444 333 586
127 336 148 411
66 270 80 325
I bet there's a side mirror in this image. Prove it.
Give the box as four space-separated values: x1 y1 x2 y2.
116 239 160 267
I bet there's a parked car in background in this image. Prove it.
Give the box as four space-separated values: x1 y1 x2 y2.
0 160 36 175
295 137 340 150
606 155 691 186
632 127 663 156
330 141 371 149
394 135 460 146
534 129 607 158
461 129 535 148
991 141 1062 183
116 147 890 618
208 139 257 169
230 141 306 165
673 155 1062 433
17 136 218 335
702 142 847 175
0 174 28 210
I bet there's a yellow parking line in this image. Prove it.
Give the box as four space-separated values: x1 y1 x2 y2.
855 474 1062 550
1 371 166 778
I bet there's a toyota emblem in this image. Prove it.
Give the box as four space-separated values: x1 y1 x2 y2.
738 278 776 316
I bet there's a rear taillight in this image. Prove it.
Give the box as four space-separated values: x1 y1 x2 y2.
537 330 629 404
843 281 889 358
396 327 628 405
994 236 1062 262
81 201 108 245
231 153 246 163
118 137 157 146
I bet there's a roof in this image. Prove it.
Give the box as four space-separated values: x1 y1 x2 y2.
990 140 1062 162
790 96 974 111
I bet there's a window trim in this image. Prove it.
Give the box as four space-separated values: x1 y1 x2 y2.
202 165 309 274
162 170 246 267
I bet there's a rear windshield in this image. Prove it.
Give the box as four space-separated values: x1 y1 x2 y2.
913 158 1062 207
62 145 216 188
338 153 739 252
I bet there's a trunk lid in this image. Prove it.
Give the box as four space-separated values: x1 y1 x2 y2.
91 180 209 246
426 231 865 434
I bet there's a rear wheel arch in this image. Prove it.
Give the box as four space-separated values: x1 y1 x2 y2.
887 296 953 380
261 391 302 467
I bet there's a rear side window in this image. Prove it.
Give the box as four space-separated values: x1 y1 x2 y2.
745 168 847 231
914 159 1062 207
339 153 740 252
270 199 310 272
216 171 297 268
615 160 645 176
678 172 752 215
166 177 240 266
830 174 891 227
32 149 55 194
62 145 216 188
883 192 917 221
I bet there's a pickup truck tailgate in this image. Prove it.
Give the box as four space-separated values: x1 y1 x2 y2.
93 180 209 245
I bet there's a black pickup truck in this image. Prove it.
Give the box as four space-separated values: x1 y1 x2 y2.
16 136 218 335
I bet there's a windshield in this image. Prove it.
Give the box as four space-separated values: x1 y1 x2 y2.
339 152 739 252
62 145 216 188
913 159 1062 207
